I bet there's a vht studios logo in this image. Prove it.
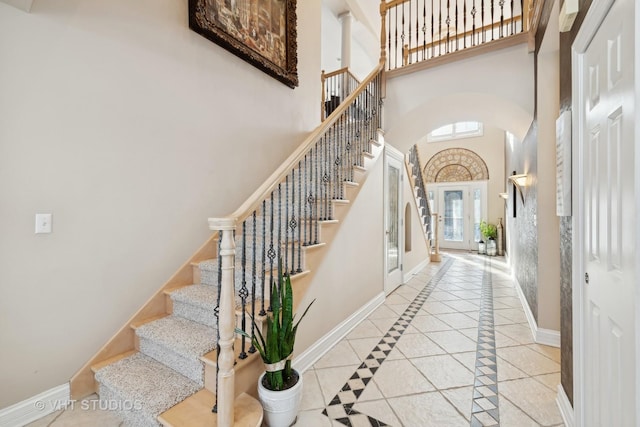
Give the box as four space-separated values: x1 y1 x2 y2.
34 399 143 411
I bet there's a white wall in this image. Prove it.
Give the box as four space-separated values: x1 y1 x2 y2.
296 154 384 353
321 3 377 80
384 43 535 153
535 4 560 331
0 0 322 408
416 126 506 227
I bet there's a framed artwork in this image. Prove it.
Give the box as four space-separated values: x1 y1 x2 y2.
556 109 572 216
189 0 299 88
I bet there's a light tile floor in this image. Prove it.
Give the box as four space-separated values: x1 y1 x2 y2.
27 252 564 427
296 252 565 427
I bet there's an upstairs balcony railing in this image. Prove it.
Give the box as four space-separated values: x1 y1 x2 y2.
380 0 535 71
321 67 361 121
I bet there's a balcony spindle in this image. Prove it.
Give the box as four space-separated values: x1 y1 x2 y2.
500 0 505 38
463 1 467 49
238 220 248 360
457 1 460 51
289 171 295 275
438 0 443 56
249 211 257 353
415 0 419 63
481 0 485 43
394 7 399 69
268 191 275 311
422 0 427 59
297 160 303 273
260 200 266 316
491 0 495 41
472 0 477 45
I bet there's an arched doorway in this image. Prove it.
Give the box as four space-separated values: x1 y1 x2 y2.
424 148 489 251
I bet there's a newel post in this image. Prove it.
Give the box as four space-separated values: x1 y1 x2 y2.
208 217 237 427
380 0 387 65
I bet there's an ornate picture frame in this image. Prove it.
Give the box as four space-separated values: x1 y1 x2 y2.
189 0 299 88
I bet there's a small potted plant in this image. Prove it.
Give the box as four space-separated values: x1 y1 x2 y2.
479 220 498 256
238 260 314 427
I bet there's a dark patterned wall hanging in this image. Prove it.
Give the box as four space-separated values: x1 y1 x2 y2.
189 0 299 88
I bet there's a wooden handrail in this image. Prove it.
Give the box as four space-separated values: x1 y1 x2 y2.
403 15 523 59
321 67 361 121
383 0 412 11
221 60 385 226
322 67 348 79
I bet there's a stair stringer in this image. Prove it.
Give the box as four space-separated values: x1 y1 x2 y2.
68 131 384 426
69 233 218 400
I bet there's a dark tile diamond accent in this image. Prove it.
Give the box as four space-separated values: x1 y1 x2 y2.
320 258 455 426
470 258 501 426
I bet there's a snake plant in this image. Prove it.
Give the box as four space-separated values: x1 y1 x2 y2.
238 260 315 391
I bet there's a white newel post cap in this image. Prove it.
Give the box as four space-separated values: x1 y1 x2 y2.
208 217 237 231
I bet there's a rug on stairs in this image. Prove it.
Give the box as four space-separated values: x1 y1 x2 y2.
95 353 200 427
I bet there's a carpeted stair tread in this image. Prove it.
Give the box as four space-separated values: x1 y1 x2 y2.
95 353 199 426
136 316 215 359
170 285 216 311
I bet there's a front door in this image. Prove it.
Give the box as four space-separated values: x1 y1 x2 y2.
576 1 636 425
431 183 486 251
384 147 404 294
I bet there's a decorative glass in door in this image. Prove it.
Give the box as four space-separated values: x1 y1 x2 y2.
427 190 435 238
443 190 464 242
387 165 399 272
473 188 481 242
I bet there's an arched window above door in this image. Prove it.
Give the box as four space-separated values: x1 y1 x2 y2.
427 121 483 142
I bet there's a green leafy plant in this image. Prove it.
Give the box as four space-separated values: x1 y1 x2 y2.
479 220 497 240
237 260 314 391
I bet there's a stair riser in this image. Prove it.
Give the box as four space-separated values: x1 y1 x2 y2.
172 300 218 328
99 384 159 427
138 338 205 386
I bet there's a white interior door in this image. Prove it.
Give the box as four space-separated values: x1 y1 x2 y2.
576 1 636 425
431 182 487 251
384 148 403 294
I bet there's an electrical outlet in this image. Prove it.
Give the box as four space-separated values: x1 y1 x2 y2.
35 213 52 234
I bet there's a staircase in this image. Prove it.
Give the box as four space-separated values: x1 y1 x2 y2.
406 144 432 242
65 2 545 423
69 63 385 427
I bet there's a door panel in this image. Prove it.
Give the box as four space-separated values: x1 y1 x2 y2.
580 1 636 424
385 150 403 293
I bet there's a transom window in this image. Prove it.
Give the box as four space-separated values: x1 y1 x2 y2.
427 121 483 142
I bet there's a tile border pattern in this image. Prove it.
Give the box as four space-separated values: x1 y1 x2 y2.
470 258 500 426
321 258 454 426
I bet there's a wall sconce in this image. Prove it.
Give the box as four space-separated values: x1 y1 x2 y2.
508 173 529 204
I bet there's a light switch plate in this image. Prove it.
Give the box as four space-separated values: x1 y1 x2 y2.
35 213 52 234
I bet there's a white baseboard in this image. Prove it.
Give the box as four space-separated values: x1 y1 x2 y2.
293 292 385 373
513 278 561 348
556 384 574 427
403 258 430 284
536 327 561 347
0 383 70 427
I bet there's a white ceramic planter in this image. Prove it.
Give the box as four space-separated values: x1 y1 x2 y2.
258 371 303 427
